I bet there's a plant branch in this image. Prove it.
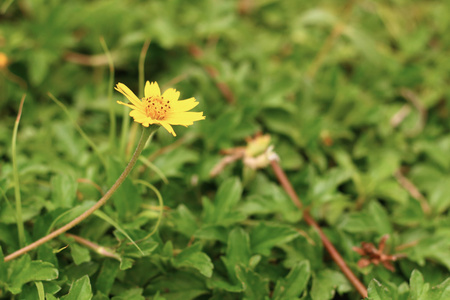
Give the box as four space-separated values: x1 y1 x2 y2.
270 159 368 299
12 94 26 248
4 126 157 262
65 233 120 260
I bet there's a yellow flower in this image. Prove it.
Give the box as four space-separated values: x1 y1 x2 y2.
0 52 8 69
115 81 205 136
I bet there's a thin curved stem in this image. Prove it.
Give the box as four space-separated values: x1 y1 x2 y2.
270 159 368 299
12 94 26 248
4 126 157 262
134 179 164 242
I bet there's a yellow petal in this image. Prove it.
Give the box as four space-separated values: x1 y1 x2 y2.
130 110 156 124
171 97 199 112
162 88 180 103
165 111 205 126
115 83 143 109
159 122 176 136
117 101 137 110
129 109 147 119
145 81 161 98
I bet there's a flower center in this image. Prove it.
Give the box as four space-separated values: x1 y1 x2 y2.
143 96 171 120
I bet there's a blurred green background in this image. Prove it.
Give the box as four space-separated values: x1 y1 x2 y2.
1 0 449 299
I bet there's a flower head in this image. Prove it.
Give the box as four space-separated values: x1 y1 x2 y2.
0 52 9 69
115 81 205 136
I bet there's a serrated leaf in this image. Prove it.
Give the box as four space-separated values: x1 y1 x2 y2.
119 258 134 271
424 278 450 300
173 243 213 278
61 275 92 300
8 255 59 294
310 269 352 300
235 265 268 300
222 228 251 283
339 212 376 233
272 260 311 300
250 222 299 256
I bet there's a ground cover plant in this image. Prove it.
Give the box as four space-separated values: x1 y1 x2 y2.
1 0 449 299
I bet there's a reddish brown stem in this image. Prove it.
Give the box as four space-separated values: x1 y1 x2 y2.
65 233 120 260
270 160 368 299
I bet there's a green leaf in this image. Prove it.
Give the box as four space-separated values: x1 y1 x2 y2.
28 50 51 85
70 243 91 265
429 177 450 214
119 258 134 271
221 227 251 283
408 231 450 270
107 156 142 220
96 260 120 295
310 269 352 300
47 201 96 234
339 212 376 233
37 243 58 267
61 275 93 300
424 278 450 300
235 265 268 300
368 201 392 235
409 270 426 300
250 222 299 256
173 243 214 278
272 260 311 300
146 271 208 300
95 210 144 256
35 281 45 300
208 177 243 224
46 294 59 300
194 224 229 243
8 255 59 294
111 287 145 300
153 147 199 178
367 279 393 300
0 246 6 282
51 174 78 208
173 204 198 237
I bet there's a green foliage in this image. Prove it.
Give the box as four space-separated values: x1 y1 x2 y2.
1 0 449 299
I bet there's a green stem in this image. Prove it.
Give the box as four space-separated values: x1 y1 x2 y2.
4 126 158 262
139 40 151 99
134 179 164 241
99 37 116 152
12 95 26 248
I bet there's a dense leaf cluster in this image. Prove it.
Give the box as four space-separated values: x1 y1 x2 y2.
1 0 449 299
